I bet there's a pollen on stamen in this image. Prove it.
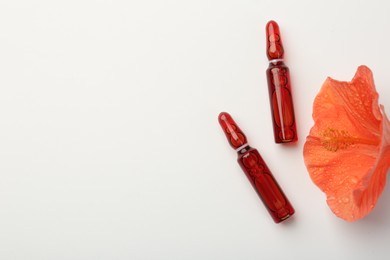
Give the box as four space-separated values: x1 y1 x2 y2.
321 128 353 152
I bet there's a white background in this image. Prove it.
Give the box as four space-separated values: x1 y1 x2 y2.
0 0 389 259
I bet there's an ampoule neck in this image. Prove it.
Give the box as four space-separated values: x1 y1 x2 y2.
268 59 285 67
237 145 251 154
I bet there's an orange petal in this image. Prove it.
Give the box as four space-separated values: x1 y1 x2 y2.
303 65 390 221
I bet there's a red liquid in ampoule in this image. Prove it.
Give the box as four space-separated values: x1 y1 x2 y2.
219 112 295 223
266 20 298 143
237 147 295 223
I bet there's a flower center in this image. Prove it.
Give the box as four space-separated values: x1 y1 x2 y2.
321 128 353 152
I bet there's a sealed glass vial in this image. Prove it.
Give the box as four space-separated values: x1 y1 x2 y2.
266 20 298 143
218 112 295 223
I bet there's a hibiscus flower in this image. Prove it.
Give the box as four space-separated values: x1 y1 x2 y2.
303 66 390 221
